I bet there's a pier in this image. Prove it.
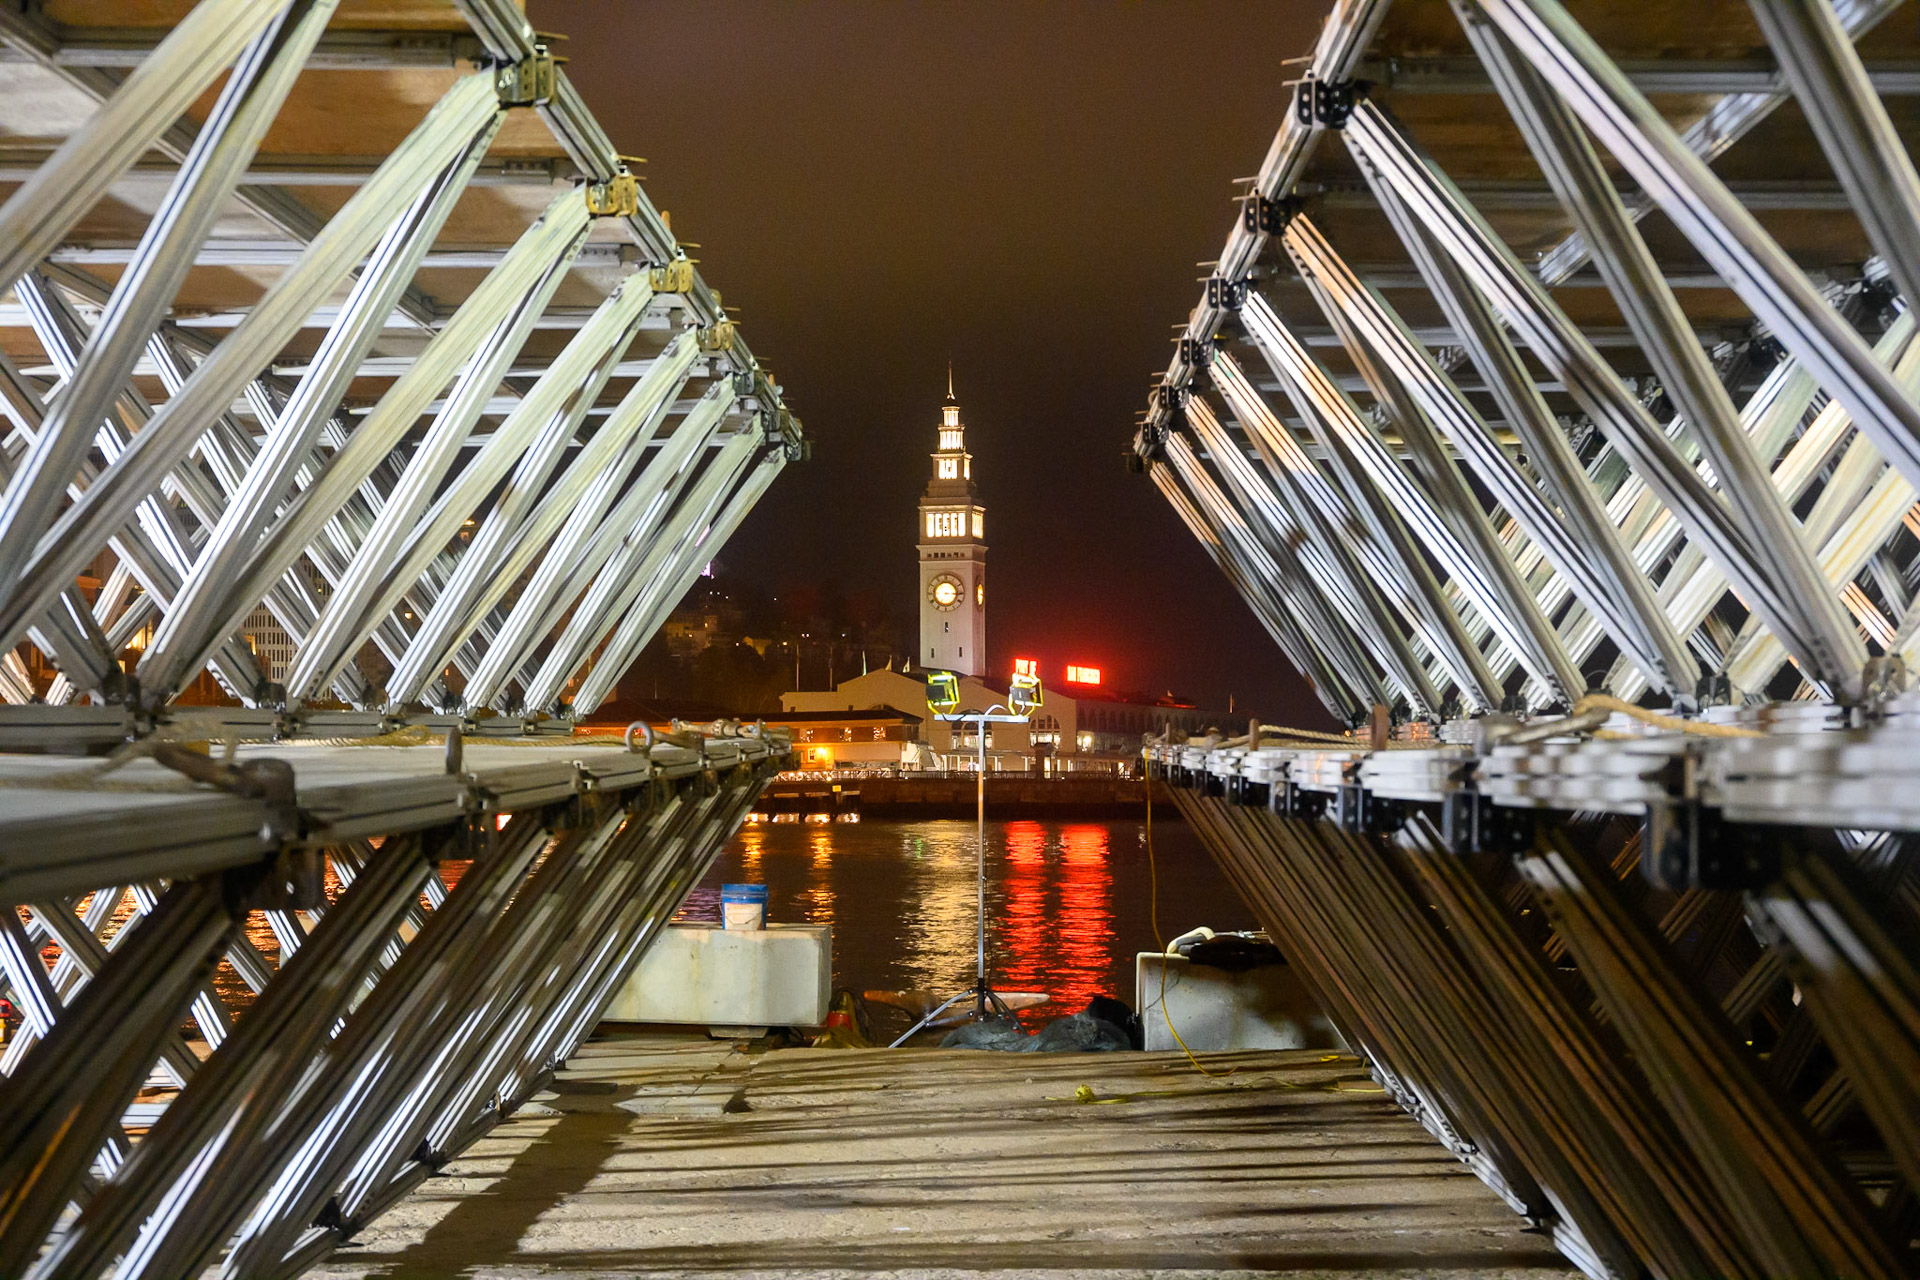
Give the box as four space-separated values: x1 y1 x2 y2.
312 1035 1572 1279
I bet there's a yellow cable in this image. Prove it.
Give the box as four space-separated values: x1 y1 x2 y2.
1145 748 1234 1078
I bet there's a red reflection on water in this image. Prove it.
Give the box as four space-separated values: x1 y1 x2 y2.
1052 824 1115 1014
998 822 1048 1017
990 822 1114 1021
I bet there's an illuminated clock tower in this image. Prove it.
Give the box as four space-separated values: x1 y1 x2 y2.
919 372 986 676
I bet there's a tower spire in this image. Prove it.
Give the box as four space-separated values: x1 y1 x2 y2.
946 359 954 402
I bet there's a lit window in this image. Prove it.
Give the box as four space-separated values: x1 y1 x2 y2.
943 406 960 428
971 511 984 538
938 458 958 479
926 509 965 538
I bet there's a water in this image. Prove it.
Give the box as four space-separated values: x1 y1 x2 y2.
678 817 1256 1022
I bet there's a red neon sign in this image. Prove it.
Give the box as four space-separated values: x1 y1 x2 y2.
1013 657 1038 678
1064 664 1102 685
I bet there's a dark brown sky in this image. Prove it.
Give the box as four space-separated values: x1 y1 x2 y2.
530 0 1332 723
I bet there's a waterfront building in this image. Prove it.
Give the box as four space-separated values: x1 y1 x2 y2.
763 708 925 771
781 666 1236 773
782 668 1031 769
918 374 986 676
1031 683 1231 768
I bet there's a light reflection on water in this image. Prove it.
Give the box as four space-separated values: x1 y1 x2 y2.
679 818 1254 1021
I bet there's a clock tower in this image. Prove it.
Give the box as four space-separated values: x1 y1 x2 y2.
919 372 986 676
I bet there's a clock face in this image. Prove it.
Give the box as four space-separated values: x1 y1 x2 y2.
928 574 963 611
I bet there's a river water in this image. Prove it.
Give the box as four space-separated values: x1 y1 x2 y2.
678 816 1256 1022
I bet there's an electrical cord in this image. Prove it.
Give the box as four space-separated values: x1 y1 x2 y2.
1145 748 1235 1078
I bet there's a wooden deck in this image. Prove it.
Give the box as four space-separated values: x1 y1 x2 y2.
313 1034 1577 1278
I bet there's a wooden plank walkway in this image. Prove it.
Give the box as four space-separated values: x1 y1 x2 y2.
314 1034 1577 1279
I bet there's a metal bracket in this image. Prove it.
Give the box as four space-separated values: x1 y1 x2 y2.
493 47 556 107
1295 77 1361 130
1643 800 1782 890
1206 275 1249 311
1274 777 1329 822
1225 772 1268 808
1179 334 1215 369
649 258 695 293
1862 653 1910 706
1441 788 1485 854
151 744 313 908
698 320 737 352
584 171 640 218
1333 784 1405 834
1242 193 1303 236
1694 671 1733 707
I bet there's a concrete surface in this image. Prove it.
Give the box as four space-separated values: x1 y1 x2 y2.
313 1034 1578 1279
1136 953 1344 1053
602 925 832 1029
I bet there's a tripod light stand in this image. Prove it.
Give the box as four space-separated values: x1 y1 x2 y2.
888 671 1042 1047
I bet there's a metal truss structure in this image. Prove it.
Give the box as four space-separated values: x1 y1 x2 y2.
1155 731 1920 1280
0 0 802 724
1135 1 1920 1275
0 2 803 1274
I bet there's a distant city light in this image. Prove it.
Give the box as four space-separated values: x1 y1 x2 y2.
1012 657 1038 677
1065 664 1102 685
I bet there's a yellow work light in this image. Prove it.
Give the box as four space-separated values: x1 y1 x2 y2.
1009 671 1043 719
925 670 960 715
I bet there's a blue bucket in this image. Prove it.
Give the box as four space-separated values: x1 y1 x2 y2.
720 883 768 930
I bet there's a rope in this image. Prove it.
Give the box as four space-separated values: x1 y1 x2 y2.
0 708 239 792
1570 692 1762 739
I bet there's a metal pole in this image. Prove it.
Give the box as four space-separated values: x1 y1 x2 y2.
976 707 987 1011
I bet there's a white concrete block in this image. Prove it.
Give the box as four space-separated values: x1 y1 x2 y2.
1136 952 1344 1052
603 923 832 1029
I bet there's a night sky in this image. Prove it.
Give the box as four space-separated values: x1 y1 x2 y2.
530 1 1332 726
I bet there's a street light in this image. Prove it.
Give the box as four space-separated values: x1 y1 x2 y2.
889 669 1043 1047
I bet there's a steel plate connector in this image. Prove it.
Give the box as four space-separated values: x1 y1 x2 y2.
586 171 640 218
153 744 315 906
1294 76 1362 130
1242 193 1303 236
1205 275 1249 311
494 48 556 107
649 258 695 293
699 320 737 352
